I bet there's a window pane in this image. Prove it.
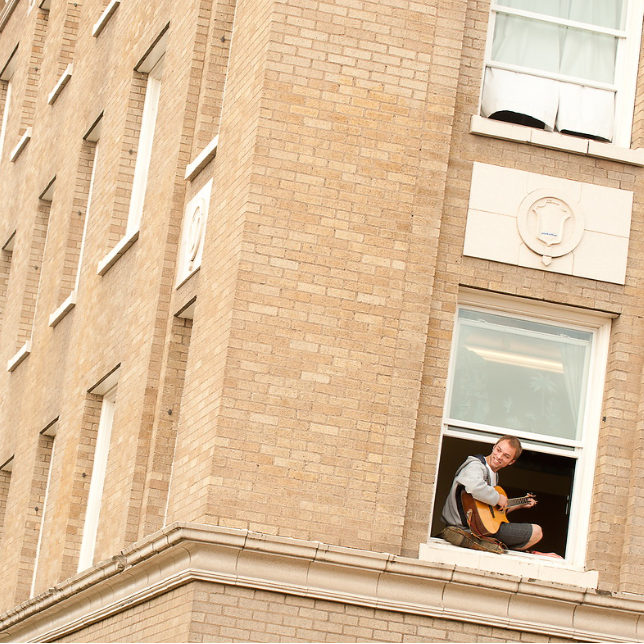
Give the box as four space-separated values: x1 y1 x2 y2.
492 14 619 84
449 310 592 441
495 0 624 30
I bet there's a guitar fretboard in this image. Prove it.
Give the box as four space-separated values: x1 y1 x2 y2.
507 495 532 509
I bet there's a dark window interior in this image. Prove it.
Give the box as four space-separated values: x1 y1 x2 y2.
431 435 576 557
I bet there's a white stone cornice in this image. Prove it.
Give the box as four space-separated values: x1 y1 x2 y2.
1 524 643 642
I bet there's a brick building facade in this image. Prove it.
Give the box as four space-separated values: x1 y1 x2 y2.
0 0 643 641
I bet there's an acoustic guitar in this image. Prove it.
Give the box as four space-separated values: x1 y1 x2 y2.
461 486 536 536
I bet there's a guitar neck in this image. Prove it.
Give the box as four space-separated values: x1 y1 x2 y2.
507 496 532 509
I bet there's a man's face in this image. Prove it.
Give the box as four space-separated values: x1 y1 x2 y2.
488 440 518 472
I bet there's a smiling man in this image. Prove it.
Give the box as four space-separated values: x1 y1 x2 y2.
441 435 542 551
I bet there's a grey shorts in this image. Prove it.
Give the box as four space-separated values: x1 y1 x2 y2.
492 522 533 550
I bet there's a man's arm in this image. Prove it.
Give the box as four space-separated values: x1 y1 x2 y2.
455 461 500 507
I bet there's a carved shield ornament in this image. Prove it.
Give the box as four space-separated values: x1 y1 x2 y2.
517 189 585 266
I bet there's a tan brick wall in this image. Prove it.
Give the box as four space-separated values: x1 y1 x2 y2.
55 583 195 643
0 0 643 637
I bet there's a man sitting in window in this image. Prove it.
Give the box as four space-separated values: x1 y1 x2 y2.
441 435 542 552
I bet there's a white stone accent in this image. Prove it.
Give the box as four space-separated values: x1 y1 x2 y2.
464 163 633 284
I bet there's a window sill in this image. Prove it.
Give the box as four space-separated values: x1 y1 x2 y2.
470 115 644 167
49 291 76 328
97 229 139 276
10 127 32 162
48 64 73 105
420 538 599 589
92 0 120 37
185 135 218 181
7 341 31 372
175 265 200 290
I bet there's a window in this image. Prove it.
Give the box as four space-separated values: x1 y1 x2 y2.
8 179 54 371
480 0 644 146
0 456 12 545
78 375 118 572
50 116 102 327
431 290 612 568
126 53 164 236
0 229 14 335
96 29 167 276
0 45 17 168
29 421 57 598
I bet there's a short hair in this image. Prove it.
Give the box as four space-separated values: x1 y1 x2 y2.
495 435 522 459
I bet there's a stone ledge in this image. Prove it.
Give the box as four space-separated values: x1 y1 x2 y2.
7 341 31 372
92 0 120 37
1 524 644 642
184 135 218 181
10 128 32 163
48 291 76 328
470 115 644 167
48 64 73 105
96 229 139 276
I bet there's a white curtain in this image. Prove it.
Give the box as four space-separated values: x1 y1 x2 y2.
481 0 623 141
559 341 587 437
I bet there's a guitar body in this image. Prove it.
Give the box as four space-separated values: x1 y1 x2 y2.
461 485 509 536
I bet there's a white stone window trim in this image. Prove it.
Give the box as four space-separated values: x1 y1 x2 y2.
126 55 164 237
97 33 167 277
419 538 598 588
92 0 120 37
185 134 218 181
48 290 76 328
47 63 73 105
0 80 11 166
479 0 644 150
96 229 139 276
430 288 613 572
52 116 102 323
470 115 644 166
78 375 119 572
9 126 30 162
0 46 16 167
9 178 55 367
29 417 58 598
7 340 31 372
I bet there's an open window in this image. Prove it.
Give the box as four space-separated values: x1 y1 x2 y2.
430 290 612 567
480 0 644 146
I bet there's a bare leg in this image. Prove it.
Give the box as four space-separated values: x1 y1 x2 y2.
514 524 543 551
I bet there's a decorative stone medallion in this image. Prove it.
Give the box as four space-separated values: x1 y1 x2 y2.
177 179 212 286
517 189 584 266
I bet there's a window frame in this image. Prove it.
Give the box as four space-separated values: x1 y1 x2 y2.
480 0 644 148
77 382 117 572
439 289 613 568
